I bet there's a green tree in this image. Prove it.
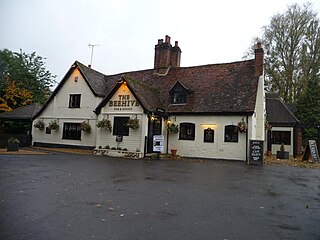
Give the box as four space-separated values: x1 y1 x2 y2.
0 49 56 107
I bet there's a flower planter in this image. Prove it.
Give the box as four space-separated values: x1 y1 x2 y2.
276 151 289 159
171 149 177 156
7 143 19 152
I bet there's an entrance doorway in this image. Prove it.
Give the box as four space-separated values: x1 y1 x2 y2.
147 115 162 153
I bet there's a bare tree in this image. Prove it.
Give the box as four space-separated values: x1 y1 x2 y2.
244 3 320 104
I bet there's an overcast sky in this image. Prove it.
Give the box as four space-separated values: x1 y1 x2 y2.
1 0 320 84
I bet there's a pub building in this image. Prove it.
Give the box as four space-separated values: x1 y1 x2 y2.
32 35 265 161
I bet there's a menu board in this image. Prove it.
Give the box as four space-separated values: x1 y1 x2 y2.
303 140 320 162
249 140 264 165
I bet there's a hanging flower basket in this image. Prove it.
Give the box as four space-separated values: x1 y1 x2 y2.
34 119 45 130
167 122 179 133
80 121 91 133
238 118 247 132
97 118 112 132
127 117 139 130
48 120 59 130
265 120 272 131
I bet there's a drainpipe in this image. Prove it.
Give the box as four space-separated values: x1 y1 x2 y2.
246 115 249 164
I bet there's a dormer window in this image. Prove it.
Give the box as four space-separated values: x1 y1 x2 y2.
169 80 192 105
172 91 187 104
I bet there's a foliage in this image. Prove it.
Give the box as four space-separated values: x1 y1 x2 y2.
238 118 247 132
33 119 45 130
167 122 179 133
8 136 20 144
96 118 112 132
80 121 91 133
0 49 56 110
280 143 285 152
244 3 320 104
0 79 32 112
127 117 139 130
48 119 59 130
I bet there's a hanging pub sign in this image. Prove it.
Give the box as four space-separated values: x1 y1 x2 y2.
249 140 264 165
302 140 320 162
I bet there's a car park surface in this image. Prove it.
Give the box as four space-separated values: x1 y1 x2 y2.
0 153 319 240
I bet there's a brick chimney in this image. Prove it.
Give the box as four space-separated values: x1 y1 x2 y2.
154 35 181 72
254 42 264 77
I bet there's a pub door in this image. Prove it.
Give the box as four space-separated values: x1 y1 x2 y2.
147 116 162 153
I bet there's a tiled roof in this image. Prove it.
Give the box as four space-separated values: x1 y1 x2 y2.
87 60 259 114
0 103 42 120
266 94 299 125
34 59 260 118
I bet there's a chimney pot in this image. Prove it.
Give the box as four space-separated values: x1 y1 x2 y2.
165 35 170 44
158 39 163 44
88 64 91 68
175 41 178 47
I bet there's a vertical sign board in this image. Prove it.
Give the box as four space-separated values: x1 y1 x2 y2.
153 135 164 152
303 140 320 162
249 140 264 165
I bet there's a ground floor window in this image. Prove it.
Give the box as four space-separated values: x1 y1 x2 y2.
224 125 238 142
113 117 130 136
204 128 214 142
272 131 291 145
179 122 195 140
63 123 81 140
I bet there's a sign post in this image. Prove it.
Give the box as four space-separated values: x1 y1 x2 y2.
249 140 264 165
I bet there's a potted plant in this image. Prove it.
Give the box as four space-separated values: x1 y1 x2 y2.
238 117 247 132
48 119 59 130
34 119 45 130
7 137 20 151
127 117 139 130
276 143 289 159
97 118 112 132
80 121 91 133
171 148 177 156
167 122 179 133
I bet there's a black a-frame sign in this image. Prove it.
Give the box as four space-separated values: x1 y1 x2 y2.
302 140 320 162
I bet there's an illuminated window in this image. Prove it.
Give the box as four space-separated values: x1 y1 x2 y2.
224 125 238 142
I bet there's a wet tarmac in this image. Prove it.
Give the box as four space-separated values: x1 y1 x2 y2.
0 153 319 240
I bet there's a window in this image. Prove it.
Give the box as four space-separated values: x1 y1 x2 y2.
63 123 81 140
272 131 291 145
204 128 214 142
179 123 195 140
172 91 187 104
113 117 130 136
224 125 238 142
69 94 81 108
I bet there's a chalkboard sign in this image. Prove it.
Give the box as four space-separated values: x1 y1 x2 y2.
302 140 320 162
249 140 264 165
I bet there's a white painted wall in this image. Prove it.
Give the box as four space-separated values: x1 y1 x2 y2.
32 68 101 147
253 75 265 141
97 82 145 152
167 115 250 161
